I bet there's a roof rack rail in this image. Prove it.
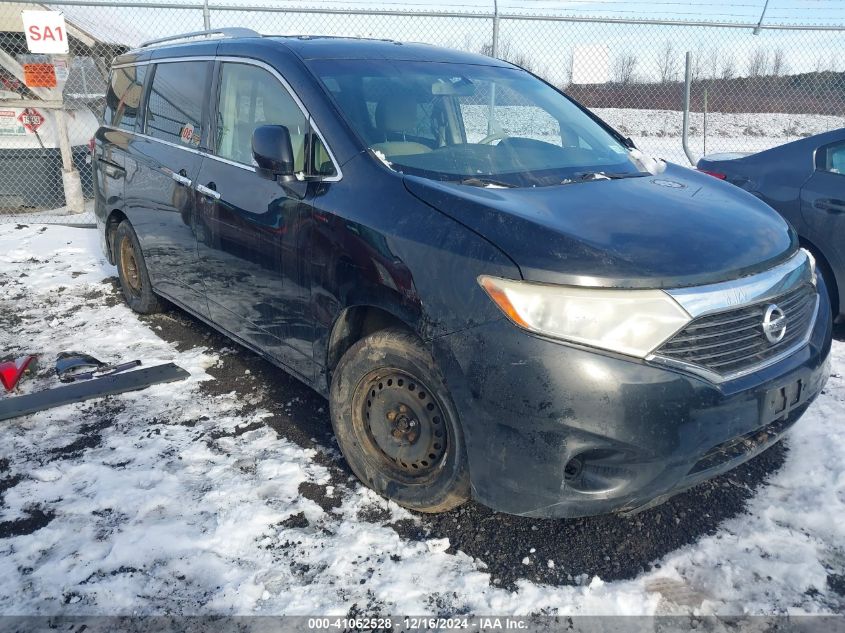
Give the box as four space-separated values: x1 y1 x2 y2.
139 28 260 49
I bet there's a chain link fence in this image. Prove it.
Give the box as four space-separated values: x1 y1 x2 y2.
0 0 843 224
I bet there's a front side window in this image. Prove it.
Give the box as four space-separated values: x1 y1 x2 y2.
819 141 845 175
104 65 146 131
145 61 210 146
216 63 308 171
311 59 638 187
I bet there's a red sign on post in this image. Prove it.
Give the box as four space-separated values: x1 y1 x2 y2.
17 108 45 133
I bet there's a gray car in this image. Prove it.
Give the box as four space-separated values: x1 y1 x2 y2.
698 128 845 321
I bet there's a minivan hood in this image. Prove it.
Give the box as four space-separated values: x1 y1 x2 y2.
404 164 797 289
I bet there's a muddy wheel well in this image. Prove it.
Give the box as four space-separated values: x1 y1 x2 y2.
105 210 128 264
327 306 413 376
800 238 839 316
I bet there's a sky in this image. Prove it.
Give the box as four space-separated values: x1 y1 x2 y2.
55 0 843 27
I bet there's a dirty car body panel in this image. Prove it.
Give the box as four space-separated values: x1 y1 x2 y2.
94 35 832 518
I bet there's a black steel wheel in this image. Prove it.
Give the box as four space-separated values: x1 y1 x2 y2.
359 369 449 478
330 327 470 513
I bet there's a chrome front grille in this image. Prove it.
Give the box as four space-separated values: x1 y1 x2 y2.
655 283 818 379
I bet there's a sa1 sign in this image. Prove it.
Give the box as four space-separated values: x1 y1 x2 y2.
21 11 69 55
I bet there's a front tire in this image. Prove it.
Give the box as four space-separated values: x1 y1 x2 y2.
330 327 470 513
114 220 161 314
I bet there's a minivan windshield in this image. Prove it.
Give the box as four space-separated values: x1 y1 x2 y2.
310 59 642 187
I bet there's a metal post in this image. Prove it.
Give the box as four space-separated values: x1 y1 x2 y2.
703 86 708 156
487 0 499 136
49 52 84 214
54 108 84 213
491 0 499 58
54 109 74 171
681 51 697 166
202 0 211 30
753 0 770 35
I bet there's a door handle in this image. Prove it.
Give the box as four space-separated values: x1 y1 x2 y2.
196 183 221 200
814 198 845 213
171 171 192 187
97 158 124 179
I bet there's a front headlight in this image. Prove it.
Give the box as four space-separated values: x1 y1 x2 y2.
479 276 692 358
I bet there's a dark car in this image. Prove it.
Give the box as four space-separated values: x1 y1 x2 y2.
93 30 832 518
698 129 845 321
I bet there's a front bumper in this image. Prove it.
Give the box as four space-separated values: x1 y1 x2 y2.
432 280 833 518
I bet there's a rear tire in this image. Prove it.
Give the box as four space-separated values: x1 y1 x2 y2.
330 327 470 513
114 220 161 314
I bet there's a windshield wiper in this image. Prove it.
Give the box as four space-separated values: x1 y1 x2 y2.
458 177 517 189
562 171 650 184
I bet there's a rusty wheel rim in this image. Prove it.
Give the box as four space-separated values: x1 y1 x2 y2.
119 236 142 296
360 369 448 477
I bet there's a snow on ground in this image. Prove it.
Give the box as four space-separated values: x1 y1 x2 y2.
0 199 96 227
0 224 844 616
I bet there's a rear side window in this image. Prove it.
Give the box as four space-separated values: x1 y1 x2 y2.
103 65 146 131
145 61 210 147
215 62 307 170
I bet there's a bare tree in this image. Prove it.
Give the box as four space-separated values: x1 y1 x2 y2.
747 48 770 78
706 47 721 80
721 56 737 80
657 41 680 83
562 50 573 87
612 53 638 84
479 39 534 72
771 48 788 77
691 51 704 82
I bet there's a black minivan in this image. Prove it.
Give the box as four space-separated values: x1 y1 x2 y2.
94 30 832 518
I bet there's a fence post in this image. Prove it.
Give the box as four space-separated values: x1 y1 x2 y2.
682 51 697 166
54 107 84 213
703 86 708 156
202 0 211 30
487 0 499 136
491 0 499 58
53 54 84 214
753 0 770 35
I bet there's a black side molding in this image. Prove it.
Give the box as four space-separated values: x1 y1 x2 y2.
0 363 190 422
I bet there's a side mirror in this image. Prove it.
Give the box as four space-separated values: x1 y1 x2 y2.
252 125 295 176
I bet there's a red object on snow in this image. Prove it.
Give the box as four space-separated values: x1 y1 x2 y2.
0 356 35 392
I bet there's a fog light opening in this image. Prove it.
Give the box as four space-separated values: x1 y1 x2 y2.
564 457 583 481
564 449 635 494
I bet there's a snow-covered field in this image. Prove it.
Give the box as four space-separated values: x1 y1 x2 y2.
462 105 845 166
1 224 844 617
